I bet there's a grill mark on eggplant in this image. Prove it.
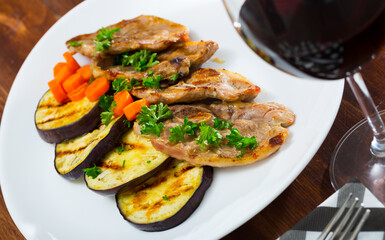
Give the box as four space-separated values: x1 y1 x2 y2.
37 103 67 108
56 136 101 157
100 161 124 170
173 165 194 177
36 110 78 125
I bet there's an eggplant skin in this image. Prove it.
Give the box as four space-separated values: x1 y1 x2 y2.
116 161 213 232
55 116 129 180
35 90 102 143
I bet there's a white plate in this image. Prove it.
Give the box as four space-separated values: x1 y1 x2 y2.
0 0 344 239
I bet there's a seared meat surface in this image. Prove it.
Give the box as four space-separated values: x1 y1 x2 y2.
133 102 295 167
91 41 218 81
131 68 261 104
66 15 189 57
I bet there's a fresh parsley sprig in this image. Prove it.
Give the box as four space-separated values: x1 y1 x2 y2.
94 27 121 55
98 95 116 125
226 129 258 158
213 119 234 130
137 103 173 137
120 50 160 71
83 164 102 179
195 122 223 150
169 72 180 82
169 118 199 142
142 75 163 89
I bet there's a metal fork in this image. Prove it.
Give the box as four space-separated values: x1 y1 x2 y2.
317 193 371 240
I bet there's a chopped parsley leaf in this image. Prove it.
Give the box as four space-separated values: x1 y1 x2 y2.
83 164 102 179
169 72 180 81
213 119 234 130
137 103 173 137
117 144 125 154
68 41 83 47
123 120 131 128
195 122 223 150
169 118 199 142
122 160 126 168
142 75 163 89
94 27 120 55
147 160 151 164
120 50 160 71
98 95 114 111
100 101 117 125
226 129 258 158
162 195 169 201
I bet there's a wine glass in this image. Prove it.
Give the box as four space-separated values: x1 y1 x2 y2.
222 0 385 202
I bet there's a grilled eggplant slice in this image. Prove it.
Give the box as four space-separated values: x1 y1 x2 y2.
55 116 129 180
35 90 102 143
85 129 171 195
116 159 213 231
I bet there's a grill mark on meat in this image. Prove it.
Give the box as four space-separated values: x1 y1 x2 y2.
269 134 284 146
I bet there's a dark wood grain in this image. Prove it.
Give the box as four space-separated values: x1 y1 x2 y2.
0 1 384 239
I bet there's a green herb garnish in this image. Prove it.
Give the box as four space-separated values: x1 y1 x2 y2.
147 160 151 164
122 160 126 168
137 103 173 137
117 144 125 154
68 41 83 47
82 164 102 179
100 101 117 126
162 195 169 201
213 119 234 130
123 120 131 128
120 50 160 71
195 122 223 150
142 75 163 89
169 72 180 81
112 77 130 94
226 129 258 158
94 27 121 55
169 118 199 142
88 76 95 84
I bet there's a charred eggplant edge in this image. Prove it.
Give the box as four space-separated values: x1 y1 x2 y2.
35 90 102 143
85 157 173 196
115 165 213 232
54 116 129 180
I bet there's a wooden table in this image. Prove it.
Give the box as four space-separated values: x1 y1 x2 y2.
0 1 384 239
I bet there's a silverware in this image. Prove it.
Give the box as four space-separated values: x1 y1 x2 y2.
317 193 371 240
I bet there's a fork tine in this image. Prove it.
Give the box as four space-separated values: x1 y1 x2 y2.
317 193 353 240
347 209 371 240
330 197 359 240
338 204 363 240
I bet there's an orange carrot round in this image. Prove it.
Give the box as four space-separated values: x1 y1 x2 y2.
48 79 68 103
63 52 80 72
53 62 67 78
76 65 92 81
123 98 150 121
62 73 86 93
113 90 134 117
55 65 73 84
67 82 88 101
85 77 110 102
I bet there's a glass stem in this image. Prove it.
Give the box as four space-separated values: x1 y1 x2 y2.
346 72 385 157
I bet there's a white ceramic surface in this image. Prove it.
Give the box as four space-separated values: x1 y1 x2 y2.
0 0 344 239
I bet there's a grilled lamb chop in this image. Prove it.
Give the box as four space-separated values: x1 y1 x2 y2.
131 68 261 104
133 102 295 167
91 41 218 81
66 15 189 57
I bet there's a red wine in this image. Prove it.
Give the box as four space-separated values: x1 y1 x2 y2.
239 0 385 79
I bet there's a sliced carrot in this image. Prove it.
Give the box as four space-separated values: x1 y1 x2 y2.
113 90 134 117
48 79 68 103
123 98 150 121
76 65 92 81
53 62 67 78
63 52 80 72
85 76 110 102
55 65 73 84
62 73 86 93
67 82 88 101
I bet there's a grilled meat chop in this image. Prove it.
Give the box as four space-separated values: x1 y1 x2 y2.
131 68 261 104
133 102 295 167
91 41 218 81
66 15 189 57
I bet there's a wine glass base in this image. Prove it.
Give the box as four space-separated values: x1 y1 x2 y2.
330 111 385 204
